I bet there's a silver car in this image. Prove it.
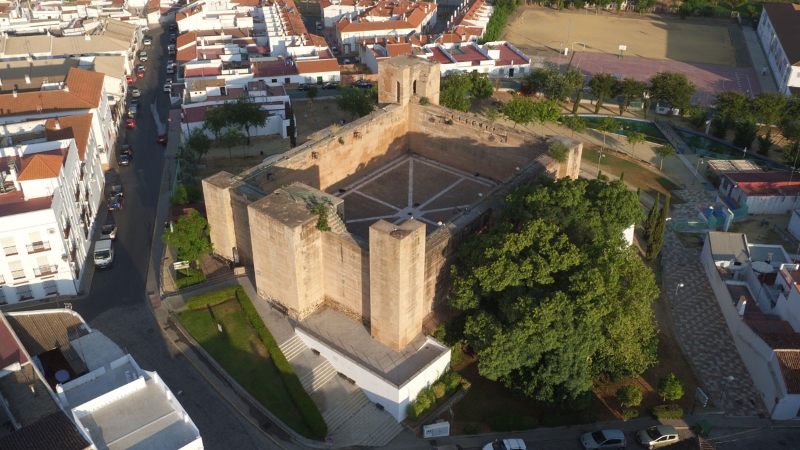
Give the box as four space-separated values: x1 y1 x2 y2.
580 429 626 450
636 425 679 449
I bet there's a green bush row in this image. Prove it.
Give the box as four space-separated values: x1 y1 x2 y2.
480 0 520 43
488 415 538 432
539 411 598 427
621 408 639 420
652 404 683 420
406 370 466 421
176 268 206 289
234 287 328 438
184 285 239 309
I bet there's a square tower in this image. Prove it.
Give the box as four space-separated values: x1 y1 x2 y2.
378 55 440 106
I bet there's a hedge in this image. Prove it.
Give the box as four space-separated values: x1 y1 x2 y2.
488 415 538 432
176 268 206 289
406 369 466 421
480 0 520 43
185 285 239 309
234 287 328 438
652 404 683 420
540 411 598 427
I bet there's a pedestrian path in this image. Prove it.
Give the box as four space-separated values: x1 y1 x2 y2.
661 230 768 417
740 27 779 93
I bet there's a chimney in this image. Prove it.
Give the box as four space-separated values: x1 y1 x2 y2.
13 84 18 97
25 75 31 84
85 34 91 41
64 85 70 92
54 118 61 130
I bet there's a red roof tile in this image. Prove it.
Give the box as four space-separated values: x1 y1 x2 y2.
45 114 93 161
17 150 65 181
296 58 340 74
776 350 800 394
0 67 102 117
0 318 28 368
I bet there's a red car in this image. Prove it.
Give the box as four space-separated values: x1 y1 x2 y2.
157 134 168 144
125 119 135 129
126 75 134 84
136 65 146 78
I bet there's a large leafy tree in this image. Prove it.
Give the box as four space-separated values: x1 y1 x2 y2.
613 78 647 115
648 72 696 115
753 92 786 128
713 90 752 123
186 128 212 161
532 99 562 135
562 115 588 138
336 85 378 118
501 94 537 128
588 73 617 114
450 177 656 402
203 105 231 140
520 68 553 97
440 71 473 112
469 72 494 100
228 97 269 145
162 209 212 267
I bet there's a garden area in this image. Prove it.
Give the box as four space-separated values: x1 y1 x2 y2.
176 286 327 439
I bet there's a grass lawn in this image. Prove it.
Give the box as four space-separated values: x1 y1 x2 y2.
582 146 684 203
176 300 313 437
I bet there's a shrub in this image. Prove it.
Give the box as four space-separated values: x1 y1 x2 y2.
450 342 464 367
657 373 685 401
463 423 482 435
547 141 570 163
442 370 463 394
235 287 328 438
184 183 204 203
420 97 430 105
616 384 643 407
184 286 239 309
406 401 428 421
338 136 345 145
170 184 189 206
487 415 538 432
621 408 639 420
432 382 446 399
176 267 206 289
420 388 437 406
460 378 472 390
445 119 454 125
540 411 598 427
652 404 683 420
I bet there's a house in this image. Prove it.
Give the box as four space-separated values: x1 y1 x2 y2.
718 171 800 215
334 1 438 54
0 113 105 305
1 309 203 449
757 3 800 97
701 231 800 419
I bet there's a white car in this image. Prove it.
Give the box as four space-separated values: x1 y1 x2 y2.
316 21 323 30
163 82 172 93
580 429 626 450
167 65 174 74
131 87 141 98
482 439 526 450
637 425 679 449
343 58 351 64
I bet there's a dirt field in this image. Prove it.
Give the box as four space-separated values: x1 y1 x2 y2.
506 10 737 66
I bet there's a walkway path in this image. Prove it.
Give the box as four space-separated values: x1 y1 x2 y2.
740 27 779 94
661 230 768 417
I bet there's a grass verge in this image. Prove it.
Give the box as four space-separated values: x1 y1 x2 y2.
176 267 206 289
582 147 684 202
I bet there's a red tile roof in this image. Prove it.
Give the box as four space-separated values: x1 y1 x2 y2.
45 114 93 161
253 58 298 77
0 318 28 368
490 42 527 66
386 43 412 57
64 67 105 106
296 58 340 74
0 67 102 117
776 350 800 394
0 193 53 217
0 411 91 450
17 150 65 181
184 66 223 77
725 171 800 196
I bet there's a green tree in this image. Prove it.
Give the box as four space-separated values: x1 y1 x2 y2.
228 97 269 146
713 90 752 123
753 92 787 128
637 0 656 13
573 91 583 114
657 373 685 401
521 68 553 97
596 117 618 149
642 192 661 240
648 72 696 115
336 85 378 118
203 105 231 140
502 94 537 128
645 194 670 261
588 73 617 114
625 131 647 157
532 99 562 135
450 177 655 401
710 116 730 140
757 130 774 156
307 86 318 103
287 106 297 148
563 67 586 101
440 71 472 112
185 128 212 161
726 0 747 12
617 384 643 407
218 127 245 159
547 140 569 163
469 72 494 100
782 140 800 167
161 209 212 267
614 78 647 115
733 120 758 149
688 108 710 131
562 115 588 138
170 183 189 206
654 144 676 170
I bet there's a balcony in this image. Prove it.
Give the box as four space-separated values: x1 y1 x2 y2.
74 187 81 202
63 222 71 239
83 225 89 240
70 247 77 262
26 241 51 254
0 274 5 285
11 269 25 280
85 190 90 202
17 288 33 302
34 265 58 277
3 245 18 256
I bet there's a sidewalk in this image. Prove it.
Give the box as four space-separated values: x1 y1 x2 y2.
740 27 779 94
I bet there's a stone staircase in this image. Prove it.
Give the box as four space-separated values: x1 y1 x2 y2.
277 333 403 447
326 206 348 235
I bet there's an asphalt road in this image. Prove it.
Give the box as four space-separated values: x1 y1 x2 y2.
64 22 282 450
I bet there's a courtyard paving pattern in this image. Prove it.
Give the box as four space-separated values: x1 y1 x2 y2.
662 229 768 417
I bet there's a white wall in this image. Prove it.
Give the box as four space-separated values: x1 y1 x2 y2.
296 329 450 421
758 10 800 96
788 210 800 241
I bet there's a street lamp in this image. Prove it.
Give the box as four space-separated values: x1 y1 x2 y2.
671 283 685 309
597 152 605 177
642 90 651 119
692 157 704 185
720 375 735 404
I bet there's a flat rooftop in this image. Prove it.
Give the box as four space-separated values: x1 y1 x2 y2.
78 379 199 450
338 154 494 239
63 359 138 408
298 307 448 386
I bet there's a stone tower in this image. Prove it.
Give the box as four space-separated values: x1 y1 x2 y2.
377 54 440 106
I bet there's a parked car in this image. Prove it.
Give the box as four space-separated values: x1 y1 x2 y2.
343 58 351 64
138 50 148 61
322 82 339 90
482 439 526 450
131 87 141 98
637 425 679 449
127 106 137 118
316 21 323 30
136 65 146 78
168 44 176 55
143 35 153 46
297 83 311 91
580 429 626 450
107 192 124 211
94 240 114 268
125 119 135 129
169 23 178 31
169 34 177 43
163 82 172 93
167 65 174 74
353 79 373 89
157 134 168 144
118 146 132 165
126 75 135 84
100 224 117 240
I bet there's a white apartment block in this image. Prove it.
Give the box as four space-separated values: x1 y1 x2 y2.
175 0 261 35
758 3 800 97
0 0 137 34
331 1 437 54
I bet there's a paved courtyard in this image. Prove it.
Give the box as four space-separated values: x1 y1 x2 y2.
337 154 495 239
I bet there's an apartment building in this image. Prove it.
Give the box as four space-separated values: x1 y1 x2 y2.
757 3 800 96
332 1 437 54
0 0 138 34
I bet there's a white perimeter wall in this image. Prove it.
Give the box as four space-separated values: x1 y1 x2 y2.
296 329 450 421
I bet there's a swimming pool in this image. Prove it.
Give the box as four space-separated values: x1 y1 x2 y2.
673 128 790 171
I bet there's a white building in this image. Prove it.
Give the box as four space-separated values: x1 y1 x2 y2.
718 171 800 215
0 114 105 305
701 231 800 419
333 1 437 54
757 3 800 97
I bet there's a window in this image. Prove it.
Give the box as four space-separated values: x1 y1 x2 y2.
16 285 33 301
0 287 6 304
9 261 25 280
284 78 290 83
271 79 277 83
43 280 58 296
1 236 17 256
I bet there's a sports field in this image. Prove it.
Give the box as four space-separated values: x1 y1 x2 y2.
506 10 738 67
